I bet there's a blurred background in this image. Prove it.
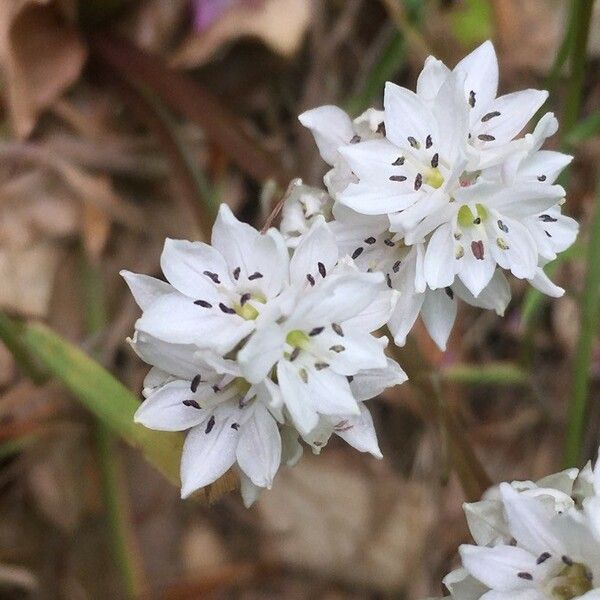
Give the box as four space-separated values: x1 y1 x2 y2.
0 0 598 598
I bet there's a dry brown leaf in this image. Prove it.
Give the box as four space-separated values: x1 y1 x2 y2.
170 0 311 68
0 0 87 138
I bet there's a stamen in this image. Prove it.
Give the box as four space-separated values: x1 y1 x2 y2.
537 552 551 564
407 136 420 149
240 293 251 306
219 303 236 314
183 399 201 409
390 175 407 182
307 273 315 286
455 245 465 259
347 375 354 382
414 173 423 191
248 272 263 280
352 247 364 259
517 572 533 581
318 262 326 278
431 153 439 168
212 385 220 393
445 287 454 300
497 219 509 233
314 362 329 371
393 260 401 273
289 347 300 361
540 214 557 222
545 231 552 238
190 374 201 393
425 134 432 149
194 299 212 308
538 175 547 181
471 240 485 260
203 271 220 284
386 273 392 288
477 134 495 142
481 111 501 122
364 237 376 245
473 217 481 225
350 134 361 144
330 345 345 353
384 239 395 247
377 122 386 136
309 326 324 336
233 266 241 280
496 237 510 250
468 90 476 107
332 323 344 337
231 422 240 430
562 556 574 566
299 368 308 383
205 415 216 434
392 156 405 166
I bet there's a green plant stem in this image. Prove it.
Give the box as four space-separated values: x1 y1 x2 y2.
81 254 141 599
564 177 600 467
0 311 47 385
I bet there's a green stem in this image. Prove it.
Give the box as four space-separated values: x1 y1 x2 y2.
81 254 141 598
0 311 47 384
564 177 600 467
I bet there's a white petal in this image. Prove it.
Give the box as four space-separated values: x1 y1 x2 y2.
334 404 382 458
454 40 498 121
518 150 572 184
239 471 263 508
349 358 407 401
298 105 355 165
277 360 318 435
236 403 281 488
237 323 286 384
134 380 208 431
339 179 421 215
161 238 228 299
464 498 510 546
211 203 289 298
416 56 450 104
388 289 424 347
280 425 304 466
487 183 565 219
529 267 564 298
342 289 397 332
306 367 360 416
488 215 538 280
136 293 254 353
121 271 173 310
421 287 457 351
180 403 241 497
443 568 490 600
289 218 338 287
455 270 512 315
384 82 439 149
315 330 388 375
459 544 537 592
424 223 456 289
456 230 496 297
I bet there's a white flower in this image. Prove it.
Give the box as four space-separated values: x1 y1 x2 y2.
438 450 600 600
298 105 384 198
237 218 406 436
128 331 282 500
280 178 333 248
331 41 570 298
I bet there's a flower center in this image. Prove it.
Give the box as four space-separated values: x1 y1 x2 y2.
548 562 593 600
286 329 309 349
234 293 266 320
424 167 444 189
457 203 488 228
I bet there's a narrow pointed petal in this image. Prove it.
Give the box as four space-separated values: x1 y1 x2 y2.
120 271 173 310
334 404 382 458
237 323 286 384
421 287 457 351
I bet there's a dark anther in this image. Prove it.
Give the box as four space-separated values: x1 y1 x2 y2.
481 111 501 122
408 136 419 149
350 134 361 144
562 556 573 566
497 219 509 232
517 572 533 581
203 271 220 284
468 90 476 107
212 384 220 393
318 262 326 278
194 299 212 308
233 266 241 280
445 287 454 300
183 399 201 409
248 272 263 280
309 326 324 336
231 422 240 430
352 247 364 259
414 173 423 191
307 273 315 286
329 345 345 353
392 156 405 166
290 347 300 362
386 273 392 288
545 231 552 238
471 240 485 260
537 175 547 182
364 237 376 245
537 552 551 564
390 175 407 182
315 362 329 371
393 260 401 273
347 375 354 382
431 153 439 168
377 122 386 136
478 134 495 142
190 374 201 393
332 323 344 337
473 217 481 225
425 134 432 149
384 238 395 247
205 415 216 434
539 214 557 222
240 293 251 306
219 302 236 314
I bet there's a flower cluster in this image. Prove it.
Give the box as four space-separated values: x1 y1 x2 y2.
123 40 577 505
296 40 577 350
433 450 600 600
123 205 405 504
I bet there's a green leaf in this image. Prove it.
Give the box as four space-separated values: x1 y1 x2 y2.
441 362 528 386
566 111 600 144
21 323 183 485
450 0 492 46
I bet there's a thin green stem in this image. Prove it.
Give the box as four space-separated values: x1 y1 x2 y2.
0 311 47 384
564 177 600 466
81 254 141 598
